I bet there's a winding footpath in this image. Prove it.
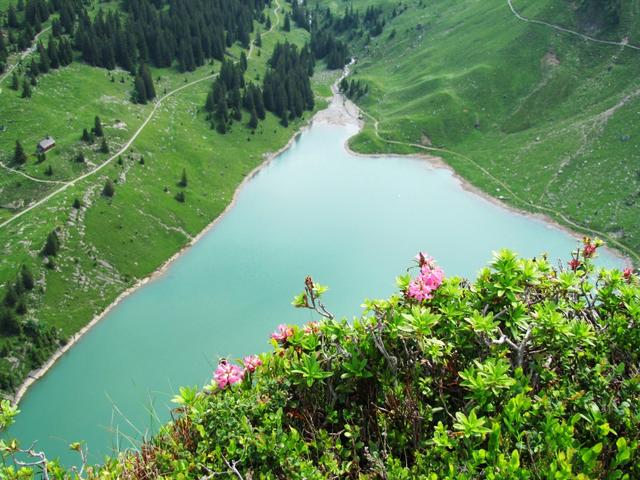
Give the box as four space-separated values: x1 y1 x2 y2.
507 0 640 51
352 1 640 263
0 26 52 85
360 0 640 264
0 0 281 231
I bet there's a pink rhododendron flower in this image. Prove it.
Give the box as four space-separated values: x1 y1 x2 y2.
243 355 262 373
214 360 244 389
271 323 293 343
408 253 444 302
583 242 597 258
569 258 581 271
623 267 634 281
303 321 319 334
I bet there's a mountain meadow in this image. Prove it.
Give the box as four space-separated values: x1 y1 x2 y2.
0 0 639 477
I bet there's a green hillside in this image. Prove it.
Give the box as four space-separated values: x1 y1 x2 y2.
0 0 336 393
333 0 640 262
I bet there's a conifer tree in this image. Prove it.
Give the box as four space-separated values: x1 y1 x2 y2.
240 51 247 72
44 165 53 176
103 179 115 197
11 72 19 91
8 5 19 28
72 198 81 209
13 141 27 165
42 230 60 256
139 63 155 100
29 58 39 78
21 265 35 291
0 308 20 336
93 116 103 137
100 138 109 153
38 42 50 73
248 106 258 130
178 168 187 187
48 37 60 69
283 14 291 32
81 128 92 143
133 74 147 103
3 285 17 307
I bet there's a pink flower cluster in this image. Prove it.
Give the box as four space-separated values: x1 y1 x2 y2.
271 323 293 343
214 360 244 389
213 355 263 390
623 267 634 282
243 354 262 373
408 253 444 302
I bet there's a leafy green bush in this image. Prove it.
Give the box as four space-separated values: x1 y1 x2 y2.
1 242 638 479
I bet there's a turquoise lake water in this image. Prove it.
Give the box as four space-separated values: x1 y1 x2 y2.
7 118 624 465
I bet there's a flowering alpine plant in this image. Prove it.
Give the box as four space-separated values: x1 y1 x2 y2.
243 355 262 373
569 258 581 272
271 323 293 343
623 267 635 282
303 321 319 334
408 253 444 301
214 360 244 389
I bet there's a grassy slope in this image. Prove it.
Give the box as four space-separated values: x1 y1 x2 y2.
328 0 640 262
0 3 334 364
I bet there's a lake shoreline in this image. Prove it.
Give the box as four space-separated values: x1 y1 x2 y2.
329 77 630 267
11 100 321 406
12 65 630 405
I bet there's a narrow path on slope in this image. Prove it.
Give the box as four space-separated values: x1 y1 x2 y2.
0 161 66 184
0 0 281 230
358 109 639 263
507 0 640 51
0 26 52 85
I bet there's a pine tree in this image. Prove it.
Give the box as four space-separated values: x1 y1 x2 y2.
72 198 81 209
178 168 187 187
21 265 35 291
48 37 60 69
8 5 19 28
38 42 50 73
139 63 156 100
0 308 20 336
42 230 60 256
248 106 258 129
174 191 185 203
15 300 27 315
29 58 39 78
13 140 27 165
81 128 92 143
133 74 147 103
44 165 53 176
3 285 17 307
240 51 247 72
93 116 103 137
103 179 115 197
283 14 291 32
100 138 109 153
36 151 45 163
11 72 19 91
255 30 262 47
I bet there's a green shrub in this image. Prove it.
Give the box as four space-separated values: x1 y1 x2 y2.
1 243 638 478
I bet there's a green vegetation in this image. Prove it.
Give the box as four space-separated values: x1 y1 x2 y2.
316 0 640 262
1 247 639 477
0 0 331 395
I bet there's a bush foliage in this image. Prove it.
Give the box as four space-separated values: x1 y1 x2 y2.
1 243 639 478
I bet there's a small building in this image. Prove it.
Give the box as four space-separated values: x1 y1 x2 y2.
37 136 56 153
